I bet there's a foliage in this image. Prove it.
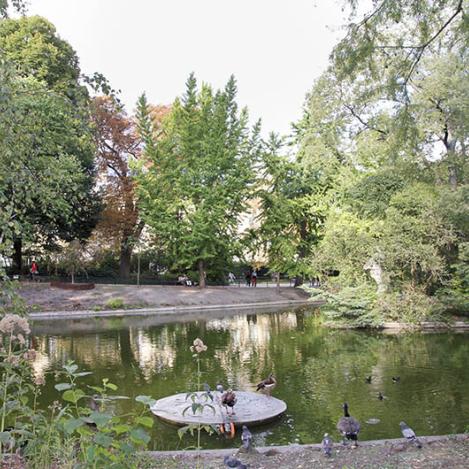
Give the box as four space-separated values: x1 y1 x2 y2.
58 240 87 283
253 134 326 283
0 16 86 101
307 285 381 328
136 74 261 287
288 0 468 323
0 17 100 270
105 298 125 310
90 96 145 279
0 314 156 468
437 242 469 315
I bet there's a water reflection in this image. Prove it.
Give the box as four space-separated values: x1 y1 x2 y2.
31 308 469 450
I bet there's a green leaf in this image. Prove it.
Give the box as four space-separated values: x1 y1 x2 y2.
63 418 84 434
105 382 118 391
89 411 112 427
94 432 113 448
135 416 153 428
55 383 72 391
112 424 131 435
62 389 85 404
129 428 150 445
135 395 156 407
74 371 93 377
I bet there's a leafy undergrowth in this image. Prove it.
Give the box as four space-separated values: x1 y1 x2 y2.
144 436 469 469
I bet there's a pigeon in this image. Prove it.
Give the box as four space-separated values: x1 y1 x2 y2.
224 455 247 468
216 382 224 394
400 421 422 448
241 425 253 451
337 402 360 446
322 433 333 457
256 374 277 396
203 383 213 401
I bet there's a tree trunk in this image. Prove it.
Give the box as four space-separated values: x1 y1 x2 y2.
119 243 132 279
198 259 206 288
13 238 22 274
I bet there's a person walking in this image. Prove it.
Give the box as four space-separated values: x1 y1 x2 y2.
30 260 39 281
251 270 257 287
245 270 251 287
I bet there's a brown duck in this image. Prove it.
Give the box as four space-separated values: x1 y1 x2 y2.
221 390 237 415
256 373 277 396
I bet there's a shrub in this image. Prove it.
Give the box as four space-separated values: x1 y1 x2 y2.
306 284 381 328
105 298 125 309
375 285 444 324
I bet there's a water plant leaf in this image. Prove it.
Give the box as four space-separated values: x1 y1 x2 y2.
54 383 72 391
113 424 131 435
135 416 153 428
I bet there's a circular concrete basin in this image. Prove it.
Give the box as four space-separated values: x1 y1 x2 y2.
151 391 286 427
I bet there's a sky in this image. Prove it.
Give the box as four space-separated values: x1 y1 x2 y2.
28 0 348 136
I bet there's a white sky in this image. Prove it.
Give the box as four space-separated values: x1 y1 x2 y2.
28 0 348 136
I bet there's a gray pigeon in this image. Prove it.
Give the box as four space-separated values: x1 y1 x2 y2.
216 382 224 394
400 421 422 448
224 455 247 469
203 383 213 400
322 433 333 457
241 425 253 451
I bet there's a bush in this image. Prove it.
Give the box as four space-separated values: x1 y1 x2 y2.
105 298 125 309
306 284 381 328
375 286 444 324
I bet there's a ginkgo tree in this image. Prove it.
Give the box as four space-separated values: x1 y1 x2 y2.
135 74 261 287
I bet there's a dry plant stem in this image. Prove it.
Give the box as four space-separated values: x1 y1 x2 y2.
0 331 13 454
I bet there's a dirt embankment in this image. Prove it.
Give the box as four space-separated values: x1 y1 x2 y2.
18 283 310 312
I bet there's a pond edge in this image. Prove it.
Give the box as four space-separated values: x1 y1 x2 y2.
144 433 468 459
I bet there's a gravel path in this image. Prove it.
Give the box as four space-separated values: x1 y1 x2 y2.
19 283 310 312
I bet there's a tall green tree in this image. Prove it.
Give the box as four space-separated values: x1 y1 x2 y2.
136 74 260 287
253 134 326 285
0 17 99 272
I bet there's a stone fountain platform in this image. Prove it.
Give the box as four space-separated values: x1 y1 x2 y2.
151 391 287 427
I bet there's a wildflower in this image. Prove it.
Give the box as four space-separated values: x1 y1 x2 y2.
0 314 31 336
17 333 25 345
34 375 46 386
190 338 207 353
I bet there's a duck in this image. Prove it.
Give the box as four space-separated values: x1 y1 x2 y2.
378 392 385 401
322 433 333 457
365 376 372 384
392 376 400 383
256 373 277 396
400 421 422 448
336 402 360 446
221 390 237 416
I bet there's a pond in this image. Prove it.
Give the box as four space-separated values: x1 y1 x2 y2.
31 307 469 450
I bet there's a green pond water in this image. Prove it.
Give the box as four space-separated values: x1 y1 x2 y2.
31 307 469 450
